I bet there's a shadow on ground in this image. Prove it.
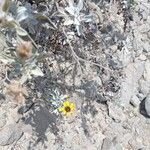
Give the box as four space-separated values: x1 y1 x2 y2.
19 100 61 149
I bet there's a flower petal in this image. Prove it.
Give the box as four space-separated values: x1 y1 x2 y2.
70 103 74 110
63 101 69 107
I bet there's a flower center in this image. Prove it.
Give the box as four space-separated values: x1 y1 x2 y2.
65 106 71 112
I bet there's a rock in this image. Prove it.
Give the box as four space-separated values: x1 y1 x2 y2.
0 124 23 146
147 30 150 39
108 102 126 122
108 58 122 70
130 95 140 107
101 138 112 150
128 137 146 150
0 113 6 128
143 42 150 53
137 93 146 101
139 54 147 61
145 94 150 117
118 61 145 107
101 137 122 150
139 79 150 96
139 60 150 96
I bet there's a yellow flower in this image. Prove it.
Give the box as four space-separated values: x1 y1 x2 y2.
58 100 74 116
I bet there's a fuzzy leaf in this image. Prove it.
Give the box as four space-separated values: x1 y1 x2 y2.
35 13 56 29
77 0 83 12
30 66 44 77
1 0 10 12
20 73 30 84
8 1 17 16
64 18 74 25
16 3 38 34
0 54 14 64
2 16 17 28
82 14 93 22
76 25 81 36
68 0 74 8
58 7 67 16
16 6 28 22
16 27 28 36
74 18 80 25
65 6 74 16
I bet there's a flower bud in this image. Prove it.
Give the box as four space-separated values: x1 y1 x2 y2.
16 41 32 59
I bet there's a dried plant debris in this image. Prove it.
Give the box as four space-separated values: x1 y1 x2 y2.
4 79 28 105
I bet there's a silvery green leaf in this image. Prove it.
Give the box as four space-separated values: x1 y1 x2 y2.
20 74 28 84
1 0 10 12
74 17 80 25
35 13 56 29
0 32 7 49
0 11 5 19
65 7 74 16
53 109 59 114
26 19 38 34
30 66 44 77
2 15 16 28
76 25 82 36
60 95 68 100
16 3 33 22
0 57 10 64
0 54 14 64
8 1 17 16
64 18 74 25
77 0 84 12
66 0 83 15
68 0 74 8
58 7 68 16
16 3 38 34
16 34 25 44
16 6 28 22
16 27 28 36
5 15 13 21
82 14 93 22
35 13 49 21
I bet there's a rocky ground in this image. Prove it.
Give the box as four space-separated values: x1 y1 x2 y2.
0 0 150 150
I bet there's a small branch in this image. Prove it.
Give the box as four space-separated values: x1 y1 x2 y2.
63 28 112 72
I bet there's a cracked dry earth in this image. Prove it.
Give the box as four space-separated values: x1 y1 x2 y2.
0 0 150 150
